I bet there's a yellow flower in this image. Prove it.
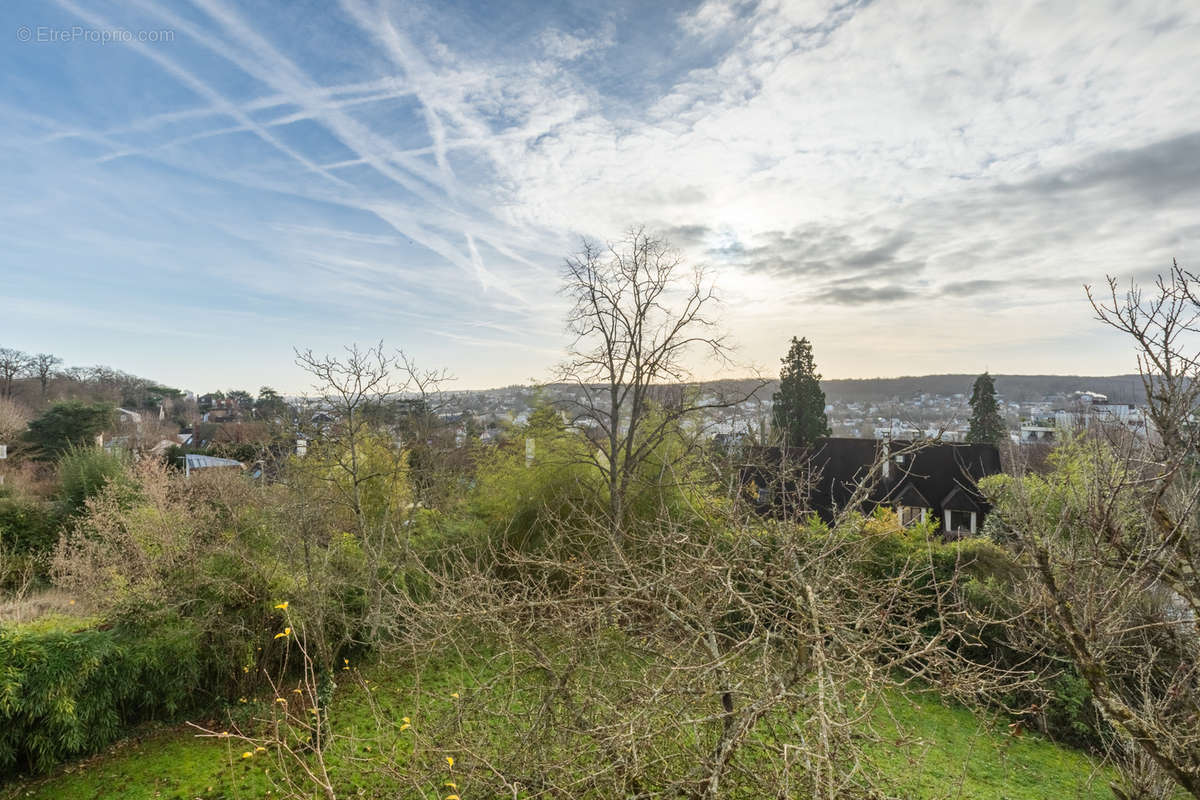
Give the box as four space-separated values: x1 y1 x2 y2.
402 716 410 724
274 698 287 704
273 601 288 610
254 746 266 753
292 688 302 694
445 756 454 768
241 751 253 759
450 692 459 699
242 666 249 673
309 707 318 715
446 795 460 800
273 627 291 640
219 731 229 738
399 723 410 731
444 781 457 789
238 697 247 703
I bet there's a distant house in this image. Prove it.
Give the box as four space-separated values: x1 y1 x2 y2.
115 408 143 426
1019 425 1057 444
181 453 243 477
1020 401 1148 444
740 438 1002 537
203 408 236 423
148 439 178 458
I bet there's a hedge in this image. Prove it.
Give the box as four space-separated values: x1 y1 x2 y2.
0 619 205 777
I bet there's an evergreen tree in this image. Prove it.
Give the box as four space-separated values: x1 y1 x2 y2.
24 401 114 460
772 337 830 448
967 372 1006 444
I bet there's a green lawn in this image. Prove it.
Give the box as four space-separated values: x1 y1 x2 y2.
4 657 1117 800
867 694 1111 800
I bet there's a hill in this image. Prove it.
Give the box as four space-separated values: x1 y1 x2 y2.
818 374 1146 404
537 375 1144 406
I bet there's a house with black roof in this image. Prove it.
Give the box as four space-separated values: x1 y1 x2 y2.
739 437 1002 536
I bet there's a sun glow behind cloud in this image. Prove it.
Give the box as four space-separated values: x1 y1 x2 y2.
1 0 1198 390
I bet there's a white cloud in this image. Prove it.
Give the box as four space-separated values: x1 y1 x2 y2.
6 0 1199 385
538 27 611 61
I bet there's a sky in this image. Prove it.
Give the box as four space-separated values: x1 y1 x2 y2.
1 0 1198 393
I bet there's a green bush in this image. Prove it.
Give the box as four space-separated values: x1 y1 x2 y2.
57 446 133 514
0 491 62 589
0 492 60 555
824 513 1106 748
23 403 115 461
0 619 205 776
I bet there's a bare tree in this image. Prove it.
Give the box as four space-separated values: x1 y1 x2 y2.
30 353 62 398
987 261 1200 798
0 397 29 443
393 350 457 508
557 227 760 545
0 348 32 399
59 366 90 384
293 343 453 653
295 342 397 529
252 470 1033 799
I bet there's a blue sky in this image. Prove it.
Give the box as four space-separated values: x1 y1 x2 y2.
2 0 1198 393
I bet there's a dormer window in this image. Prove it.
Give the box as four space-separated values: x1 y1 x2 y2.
945 509 977 535
897 505 927 526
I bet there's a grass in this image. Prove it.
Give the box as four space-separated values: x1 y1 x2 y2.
4 653 1118 800
867 693 1111 800
0 589 85 626
1 724 276 800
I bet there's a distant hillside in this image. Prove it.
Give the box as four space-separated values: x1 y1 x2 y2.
820 374 1146 405
529 375 1146 406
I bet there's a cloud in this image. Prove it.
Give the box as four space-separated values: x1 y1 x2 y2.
813 284 917 306
678 0 746 39
938 279 1005 297
659 223 712 249
997 131 1200 206
716 226 922 282
4 0 1199 387
538 27 613 61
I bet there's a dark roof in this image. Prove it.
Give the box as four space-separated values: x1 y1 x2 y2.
893 482 930 508
742 437 1002 523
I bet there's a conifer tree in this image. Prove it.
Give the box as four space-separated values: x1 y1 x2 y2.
772 337 830 448
967 372 1006 444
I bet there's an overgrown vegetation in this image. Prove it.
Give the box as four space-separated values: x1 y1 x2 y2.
1 245 1196 799
6 657 1118 800
0 618 203 774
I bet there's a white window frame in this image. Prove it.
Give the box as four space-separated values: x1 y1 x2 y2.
944 509 977 534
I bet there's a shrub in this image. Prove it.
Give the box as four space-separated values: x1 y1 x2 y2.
53 459 367 701
823 512 1109 747
0 619 205 776
57 446 132 514
0 490 62 590
23 403 114 461
0 491 60 555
